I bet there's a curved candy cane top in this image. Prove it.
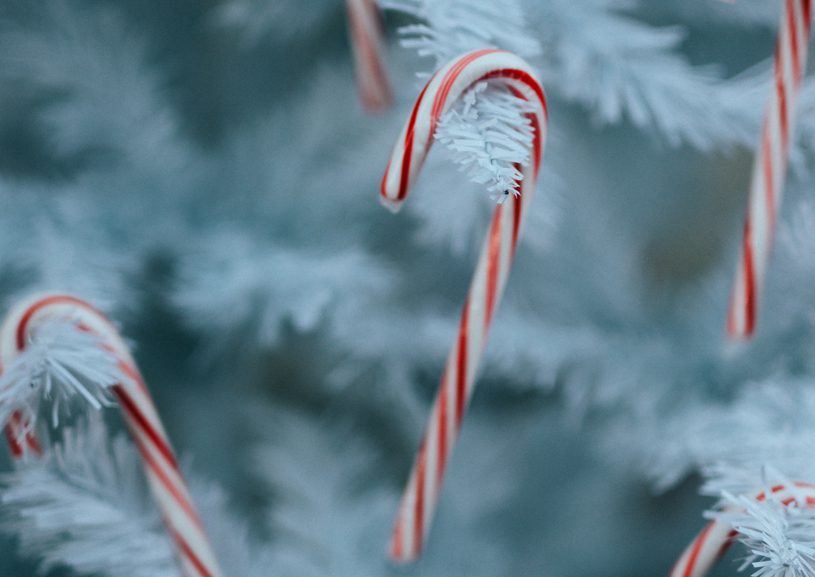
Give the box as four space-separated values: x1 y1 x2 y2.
0 293 224 577
380 48 547 212
670 482 815 577
0 293 134 372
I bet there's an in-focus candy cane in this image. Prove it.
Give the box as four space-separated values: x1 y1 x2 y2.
0 293 224 577
727 0 812 339
669 482 815 577
381 48 547 563
346 0 392 111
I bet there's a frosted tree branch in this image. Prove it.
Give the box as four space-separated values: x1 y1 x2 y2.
0 319 124 436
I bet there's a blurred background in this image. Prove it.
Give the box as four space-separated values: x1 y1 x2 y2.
2 1 815 576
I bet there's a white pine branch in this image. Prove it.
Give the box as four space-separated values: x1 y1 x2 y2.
0 419 179 577
173 230 396 359
2 416 266 577
435 82 536 198
211 0 339 46
527 0 751 149
0 318 125 436
382 0 541 68
706 468 815 577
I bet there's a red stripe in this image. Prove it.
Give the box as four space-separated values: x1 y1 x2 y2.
114 386 181 472
683 522 715 577
485 206 503 328
129 427 206 532
166 523 216 577
762 123 777 235
743 220 757 336
4 411 42 458
391 513 404 559
511 195 522 256
804 0 813 35
788 0 802 83
775 51 789 158
4 423 22 458
413 442 426 559
437 372 448 485
455 299 469 429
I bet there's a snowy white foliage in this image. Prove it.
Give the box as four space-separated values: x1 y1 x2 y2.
0 0 190 176
0 420 179 577
435 82 536 197
174 230 395 357
0 319 123 435
1 417 267 577
212 0 340 46
703 469 815 577
382 0 541 66
724 495 815 577
527 0 753 149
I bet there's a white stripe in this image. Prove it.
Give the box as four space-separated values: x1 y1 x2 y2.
466 274 486 395
496 201 515 303
400 472 416 558
422 402 439 537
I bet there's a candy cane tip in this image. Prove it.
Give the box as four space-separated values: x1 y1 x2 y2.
388 543 416 564
379 195 404 214
362 91 393 113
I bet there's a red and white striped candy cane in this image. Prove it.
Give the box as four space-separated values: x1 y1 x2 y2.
669 482 815 577
0 293 224 577
346 0 392 111
381 49 547 563
727 0 812 339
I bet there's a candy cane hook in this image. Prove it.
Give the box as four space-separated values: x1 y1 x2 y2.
727 0 812 339
381 49 547 563
669 482 815 577
346 0 392 111
0 293 224 577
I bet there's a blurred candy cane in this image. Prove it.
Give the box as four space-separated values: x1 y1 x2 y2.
727 0 812 339
669 481 815 577
0 293 224 577
381 48 547 562
346 0 392 111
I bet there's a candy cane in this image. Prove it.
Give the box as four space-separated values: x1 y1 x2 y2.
0 293 224 577
727 0 812 339
346 0 392 111
381 48 547 562
669 482 815 577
